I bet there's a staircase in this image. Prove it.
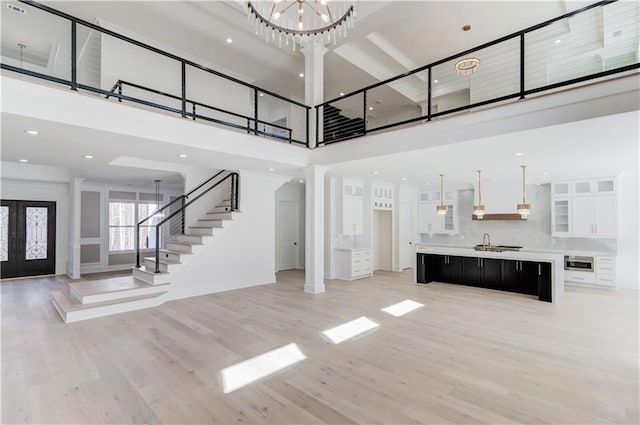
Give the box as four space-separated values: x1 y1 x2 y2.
52 172 239 323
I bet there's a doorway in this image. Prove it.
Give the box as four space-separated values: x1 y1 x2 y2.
373 210 392 271
1 200 56 279
399 201 413 270
276 200 299 271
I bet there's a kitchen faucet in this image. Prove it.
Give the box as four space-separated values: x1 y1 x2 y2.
482 233 491 251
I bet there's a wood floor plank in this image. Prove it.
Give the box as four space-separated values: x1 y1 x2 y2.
1 269 638 424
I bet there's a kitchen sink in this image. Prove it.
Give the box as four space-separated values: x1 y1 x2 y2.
473 244 523 252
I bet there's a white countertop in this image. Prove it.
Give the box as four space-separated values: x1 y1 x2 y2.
335 247 372 252
415 244 615 258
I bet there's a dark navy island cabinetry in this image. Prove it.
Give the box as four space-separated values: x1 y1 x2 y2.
417 252 554 302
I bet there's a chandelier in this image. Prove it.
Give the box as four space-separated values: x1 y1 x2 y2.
454 25 480 75
246 1 356 50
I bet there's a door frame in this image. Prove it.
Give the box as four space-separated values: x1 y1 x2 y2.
276 199 299 271
1 199 57 279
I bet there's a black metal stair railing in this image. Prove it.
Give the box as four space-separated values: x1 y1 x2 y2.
105 80 298 144
135 170 239 273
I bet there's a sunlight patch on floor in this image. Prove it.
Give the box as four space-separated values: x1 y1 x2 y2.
382 299 424 317
220 343 306 394
321 316 380 344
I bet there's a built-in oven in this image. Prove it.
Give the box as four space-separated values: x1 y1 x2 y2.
564 255 594 272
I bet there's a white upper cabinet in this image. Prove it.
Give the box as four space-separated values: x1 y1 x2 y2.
341 178 364 236
417 191 458 234
552 178 617 238
572 178 616 196
373 184 393 210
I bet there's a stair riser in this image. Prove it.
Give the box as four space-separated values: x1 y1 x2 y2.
143 259 180 273
187 227 213 236
71 284 168 304
54 295 166 323
132 267 171 284
159 251 183 262
166 242 193 253
208 206 231 213
177 235 204 244
196 220 224 228
203 212 233 220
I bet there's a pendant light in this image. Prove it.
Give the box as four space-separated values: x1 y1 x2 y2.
436 174 448 215
473 170 486 218
517 165 531 218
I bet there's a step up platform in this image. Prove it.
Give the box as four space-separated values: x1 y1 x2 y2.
143 257 181 273
132 267 172 284
52 288 167 323
70 276 169 304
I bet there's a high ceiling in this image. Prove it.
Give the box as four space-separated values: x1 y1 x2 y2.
43 1 577 101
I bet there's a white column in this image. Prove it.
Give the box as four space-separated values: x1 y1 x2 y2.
67 177 83 279
301 43 328 149
304 165 328 294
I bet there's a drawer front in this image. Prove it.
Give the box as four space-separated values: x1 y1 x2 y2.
597 276 616 287
596 265 616 274
565 270 596 284
353 251 363 258
596 256 616 265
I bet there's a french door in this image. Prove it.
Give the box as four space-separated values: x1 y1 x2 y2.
1 200 56 279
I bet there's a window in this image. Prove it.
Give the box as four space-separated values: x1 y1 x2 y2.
108 201 160 252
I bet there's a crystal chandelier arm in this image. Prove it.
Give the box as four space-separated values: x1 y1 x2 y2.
274 1 298 18
305 1 331 22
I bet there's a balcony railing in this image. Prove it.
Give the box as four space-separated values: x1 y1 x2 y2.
315 0 640 145
0 0 310 147
2 1 638 149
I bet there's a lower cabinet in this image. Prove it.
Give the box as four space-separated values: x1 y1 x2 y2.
336 249 372 280
417 253 552 302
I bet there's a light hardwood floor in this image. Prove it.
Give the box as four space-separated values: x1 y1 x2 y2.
2 270 638 424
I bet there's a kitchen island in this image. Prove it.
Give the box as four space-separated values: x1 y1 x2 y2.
415 245 565 303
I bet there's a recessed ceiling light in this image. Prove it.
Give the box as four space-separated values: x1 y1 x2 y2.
514 152 524 156
226 38 233 43
298 179 304 183
339 92 345 96
25 130 39 135
372 171 379 175
542 171 549 176
425 182 430 186
401 177 408 181
555 39 561 44
19 158 28 163
268 168 275 171
299 73 304 78
368 106 374 111
178 154 187 158
84 155 94 159
433 79 438 83
259 92 264 97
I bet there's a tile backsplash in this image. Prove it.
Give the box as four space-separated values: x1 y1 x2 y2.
420 184 616 253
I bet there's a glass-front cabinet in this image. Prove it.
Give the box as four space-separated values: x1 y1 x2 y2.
551 198 570 236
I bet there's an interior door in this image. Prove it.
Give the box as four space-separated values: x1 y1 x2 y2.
1 200 56 279
277 200 298 271
399 201 412 270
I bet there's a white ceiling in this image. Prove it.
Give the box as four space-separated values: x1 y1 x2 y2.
2 0 638 188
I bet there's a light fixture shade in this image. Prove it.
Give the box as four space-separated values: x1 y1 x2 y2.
454 57 480 75
436 174 448 215
473 204 486 218
517 165 531 219
246 1 356 49
517 203 531 218
437 204 448 215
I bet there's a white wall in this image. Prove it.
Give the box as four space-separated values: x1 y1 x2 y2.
617 169 639 289
275 181 306 270
1 162 72 276
168 171 288 300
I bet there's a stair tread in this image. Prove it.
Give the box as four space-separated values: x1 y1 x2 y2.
52 289 167 312
167 241 203 246
132 268 171 276
143 257 181 265
159 249 192 256
69 276 168 297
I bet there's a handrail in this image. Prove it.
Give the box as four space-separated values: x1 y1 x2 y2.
316 0 617 108
106 80 296 139
135 170 239 272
